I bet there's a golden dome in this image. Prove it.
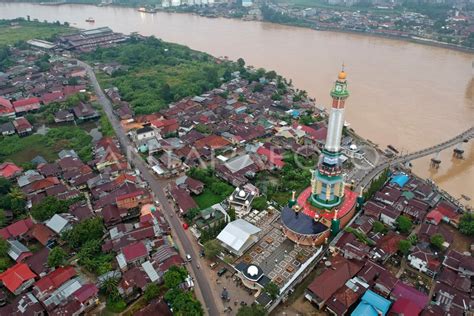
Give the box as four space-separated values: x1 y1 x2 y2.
338 71 347 80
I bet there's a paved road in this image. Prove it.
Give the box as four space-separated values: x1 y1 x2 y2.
356 126 474 190
79 61 220 316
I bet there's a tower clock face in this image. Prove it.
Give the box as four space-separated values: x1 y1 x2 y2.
335 85 342 92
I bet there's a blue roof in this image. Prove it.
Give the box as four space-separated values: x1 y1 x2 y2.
351 290 391 316
390 173 409 188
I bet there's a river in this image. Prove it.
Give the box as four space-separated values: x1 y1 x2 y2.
0 2 473 206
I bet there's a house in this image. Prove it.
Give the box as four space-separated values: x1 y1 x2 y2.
13 117 33 136
0 162 23 179
389 297 422 316
356 260 398 297
25 247 50 276
134 298 172 316
256 146 285 169
32 266 77 302
194 134 231 151
46 214 76 235
169 185 198 215
351 290 391 316
28 223 56 246
116 241 149 271
390 282 428 311
407 246 440 277
216 219 261 256
116 189 152 210
0 292 45 315
228 187 256 218
118 266 149 297
7 240 32 262
73 283 99 313
184 177 204 195
305 256 363 309
0 122 15 136
325 276 369 315
41 91 64 105
0 97 15 118
432 281 472 314
54 109 74 123
426 201 460 227
442 250 474 277
0 263 36 295
72 103 99 121
0 218 33 240
12 97 41 114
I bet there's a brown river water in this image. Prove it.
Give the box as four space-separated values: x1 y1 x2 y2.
0 2 473 205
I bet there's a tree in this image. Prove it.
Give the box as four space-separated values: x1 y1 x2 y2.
228 207 236 221
0 178 11 194
31 196 69 221
48 247 66 268
459 213 474 236
62 217 104 249
430 234 445 250
372 221 387 234
0 209 6 228
172 291 203 316
251 196 267 211
237 58 245 69
237 304 267 316
100 275 119 296
396 215 413 234
0 238 8 258
203 239 222 259
143 283 161 303
266 70 277 80
163 266 188 289
263 281 279 299
398 239 412 256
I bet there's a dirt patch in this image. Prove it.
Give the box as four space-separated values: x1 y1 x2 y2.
441 223 472 253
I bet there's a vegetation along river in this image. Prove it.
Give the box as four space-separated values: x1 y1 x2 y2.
0 2 473 206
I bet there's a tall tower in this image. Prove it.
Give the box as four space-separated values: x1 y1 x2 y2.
310 69 349 210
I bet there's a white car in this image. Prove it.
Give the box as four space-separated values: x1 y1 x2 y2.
186 254 192 262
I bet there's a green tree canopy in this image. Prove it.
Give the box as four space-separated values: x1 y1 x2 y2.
372 221 388 234
263 281 279 299
48 247 67 268
398 239 412 256
459 213 474 236
203 239 222 259
237 304 267 316
430 233 445 250
63 217 104 249
143 283 161 303
172 291 204 316
396 215 413 234
163 265 188 289
31 196 69 221
251 196 267 211
0 237 9 258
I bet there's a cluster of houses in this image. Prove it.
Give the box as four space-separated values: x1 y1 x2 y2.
0 46 97 137
0 131 188 314
305 172 473 315
113 73 337 217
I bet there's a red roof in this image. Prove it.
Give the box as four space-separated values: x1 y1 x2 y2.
389 297 421 316
13 117 33 132
116 189 145 202
297 124 327 141
257 146 285 168
194 135 230 149
12 97 41 108
73 283 98 303
0 263 36 293
34 266 76 293
41 91 64 104
431 202 460 221
0 218 33 239
0 162 23 179
151 118 178 129
425 210 444 225
0 97 14 115
122 241 148 261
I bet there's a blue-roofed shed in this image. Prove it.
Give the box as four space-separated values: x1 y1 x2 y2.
390 173 409 188
351 290 391 316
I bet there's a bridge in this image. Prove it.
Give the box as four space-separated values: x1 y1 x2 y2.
356 126 474 190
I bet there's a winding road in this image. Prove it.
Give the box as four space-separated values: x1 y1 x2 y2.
78 60 220 316
356 126 474 190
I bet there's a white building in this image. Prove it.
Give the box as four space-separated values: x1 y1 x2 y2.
217 219 261 256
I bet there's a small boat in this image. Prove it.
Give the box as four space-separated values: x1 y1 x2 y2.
138 7 157 13
387 145 399 154
85 17 95 23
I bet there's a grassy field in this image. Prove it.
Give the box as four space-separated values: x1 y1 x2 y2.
193 189 225 210
0 127 93 165
0 20 73 46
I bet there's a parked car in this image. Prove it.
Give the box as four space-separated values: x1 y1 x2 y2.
210 262 218 269
186 254 192 262
217 267 228 277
